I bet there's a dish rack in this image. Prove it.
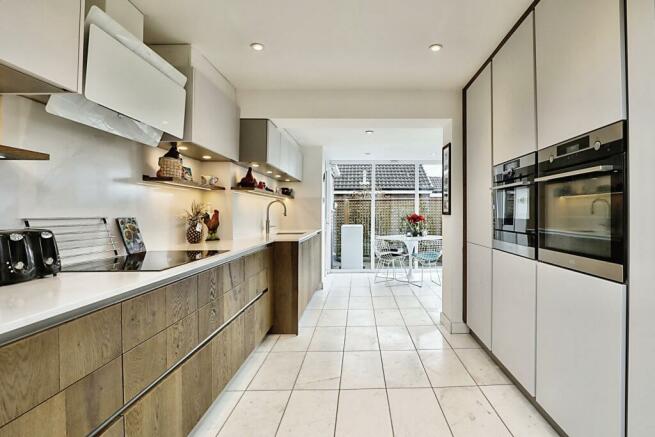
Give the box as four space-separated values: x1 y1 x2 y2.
23 217 122 267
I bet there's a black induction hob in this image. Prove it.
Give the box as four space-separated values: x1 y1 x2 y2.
62 250 228 272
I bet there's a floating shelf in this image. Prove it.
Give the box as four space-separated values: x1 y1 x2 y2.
232 186 294 200
142 175 226 192
0 144 49 161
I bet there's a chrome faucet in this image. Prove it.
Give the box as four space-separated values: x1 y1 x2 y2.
266 200 287 236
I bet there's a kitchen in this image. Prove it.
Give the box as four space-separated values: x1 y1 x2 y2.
0 0 654 436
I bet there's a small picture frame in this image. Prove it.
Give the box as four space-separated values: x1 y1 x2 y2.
116 217 146 254
182 166 193 181
442 143 451 215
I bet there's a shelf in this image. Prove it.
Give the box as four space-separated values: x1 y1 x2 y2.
232 186 294 200
0 144 49 160
142 175 226 192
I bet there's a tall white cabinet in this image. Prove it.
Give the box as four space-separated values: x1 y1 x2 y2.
465 64 493 347
537 263 626 437
492 13 537 164
492 250 536 395
535 0 626 149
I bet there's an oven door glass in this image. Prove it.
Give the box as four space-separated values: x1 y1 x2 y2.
538 170 624 264
494 184 535 234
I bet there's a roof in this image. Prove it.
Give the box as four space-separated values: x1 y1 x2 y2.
333 163 442 192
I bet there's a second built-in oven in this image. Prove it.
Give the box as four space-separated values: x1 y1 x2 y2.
536 121 626 283
492 153 537 259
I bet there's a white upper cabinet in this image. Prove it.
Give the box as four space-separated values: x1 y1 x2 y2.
467 243 492 348
466 64 493 248
0 0 82 92
266 122 282 169
492 13 536 164
152 45 240 160
240 119 303 181
537 263 626 437
535 0 626 149
492 250 536 395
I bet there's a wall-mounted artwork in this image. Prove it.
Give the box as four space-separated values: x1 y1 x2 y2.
116 217 146 254
442 143 451 215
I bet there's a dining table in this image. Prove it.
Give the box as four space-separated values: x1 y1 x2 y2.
376 234 443 281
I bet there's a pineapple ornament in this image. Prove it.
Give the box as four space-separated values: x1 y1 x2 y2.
183 201 209 244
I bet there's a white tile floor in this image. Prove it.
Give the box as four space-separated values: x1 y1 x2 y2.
191 272 559 437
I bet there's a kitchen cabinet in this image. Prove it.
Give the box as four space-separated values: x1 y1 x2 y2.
86 0 144 41
492 13 536 164
0 0 83 92
240 119 304 181
491 250 536 395
122 287 167 351
466 64 493 248
466 243 492 348
535 0 626 149
536 263 626 437
152 45 240 161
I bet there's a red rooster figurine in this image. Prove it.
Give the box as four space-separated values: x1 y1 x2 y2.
204 209 220 240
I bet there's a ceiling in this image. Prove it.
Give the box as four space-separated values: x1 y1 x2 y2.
274 119 445 161
132 0 532 90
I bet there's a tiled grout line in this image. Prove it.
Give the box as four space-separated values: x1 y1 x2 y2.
477 385 517 437
333 277 351 437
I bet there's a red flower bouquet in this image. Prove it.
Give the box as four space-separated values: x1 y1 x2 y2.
404 212 426 236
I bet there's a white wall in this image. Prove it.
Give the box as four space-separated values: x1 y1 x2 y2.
239 89 465 332
627 0 655 435
283 145 324 231
0 95 205 249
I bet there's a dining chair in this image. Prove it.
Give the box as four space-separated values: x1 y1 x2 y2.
374 238 409 283
413 239 443 286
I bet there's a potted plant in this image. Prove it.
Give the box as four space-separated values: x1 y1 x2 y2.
182 200 209 244
404 212 426 237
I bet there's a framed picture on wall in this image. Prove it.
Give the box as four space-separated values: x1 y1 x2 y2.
442 143 451 215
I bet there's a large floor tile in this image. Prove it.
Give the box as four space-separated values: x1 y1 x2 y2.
437 324 481 349
372 296 398 309
272 327 315 352
350 286 372 296
418 295 441 310
455 349 511 385
400 308 434 325
374 309 406 326
324 296 350 310
248 352 305 390
346 309 376 326
408 325 450 350
344 327 379 351
419 350 476 387
377 326 415 350
435 387 511 437
387 388 452 437
395 295 423 308
226 352 268 391
370 287 394 297
341 351 385 389
277 390 339 437
295 351 342 390
190 391 243 436
350 276 371 287
218 390 290 437
255 334 279 352
349 296 373 310
317 309 348 327
298 309 321 327
306 295 327 309
381 351 430 388
481 385 559 437
328 288 351 298
308 327 346 351
335 389 393 437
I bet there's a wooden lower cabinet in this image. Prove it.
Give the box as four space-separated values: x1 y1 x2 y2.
0 393 66 437
121 287 166 352
180 346 212 434
166 312 199 367
123 330 167 400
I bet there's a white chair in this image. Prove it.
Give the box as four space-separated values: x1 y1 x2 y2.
374 238 409 283
412 239 442 286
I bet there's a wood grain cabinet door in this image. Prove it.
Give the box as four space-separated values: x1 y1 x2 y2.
198 296 225 340
0 392 66 437
180 345 212 434
166 312 199 367
198 266 221 307
244 306 257 356
59 304 122 388
122 287 166 352
210 328 230 397
0 329 60 428
165 276 198 325
223 284 246 321
123 330 167 401
222 258 245 291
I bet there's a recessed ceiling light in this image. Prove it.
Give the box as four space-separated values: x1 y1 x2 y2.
252 163 260 168
266 170 273 174
365 130 374 135
429 43 443 52
202 155 212 160
177 145 188 151
250 42 264 51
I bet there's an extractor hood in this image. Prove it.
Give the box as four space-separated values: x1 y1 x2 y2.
46 6 187 146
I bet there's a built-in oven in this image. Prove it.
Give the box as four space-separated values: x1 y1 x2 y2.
492 153 537 258
536 121 626 283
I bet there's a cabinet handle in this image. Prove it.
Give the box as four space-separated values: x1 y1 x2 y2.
534 165 615 182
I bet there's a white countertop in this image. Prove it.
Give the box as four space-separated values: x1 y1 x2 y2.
0 229 320 346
